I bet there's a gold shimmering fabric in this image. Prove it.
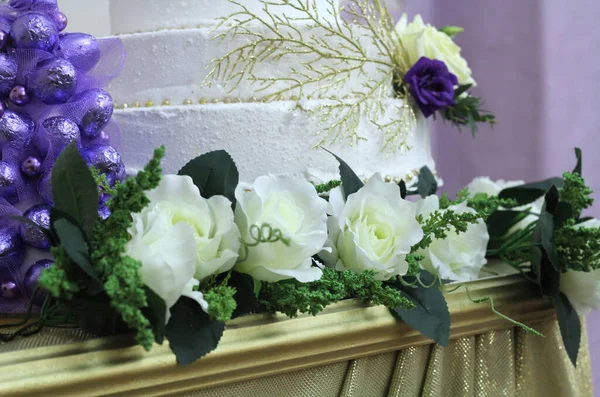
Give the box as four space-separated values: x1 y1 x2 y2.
0 326 93 353
171 318 592 397
175 361 349 397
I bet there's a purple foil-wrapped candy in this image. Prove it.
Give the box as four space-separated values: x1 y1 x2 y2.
1 278 19 299
9 0 34 10
10 12 58 51
0 54 18 96
30 0 59 11
72 89 113 138
82 144 125 186
0 162 17 203
23 259 53 303
0 162 17 188
37 169 52 203
20 204 50 249
56 33 100 73
0 110 35 145
0 17 12 36
0 225 24 266
0 30 10 50
42 116 80 148
31 58 77 104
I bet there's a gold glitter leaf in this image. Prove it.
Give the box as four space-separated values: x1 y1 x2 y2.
205 0 416 152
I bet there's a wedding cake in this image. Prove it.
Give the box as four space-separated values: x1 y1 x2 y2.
106 0 436 183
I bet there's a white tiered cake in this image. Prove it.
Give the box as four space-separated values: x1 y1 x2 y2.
107 0 436 183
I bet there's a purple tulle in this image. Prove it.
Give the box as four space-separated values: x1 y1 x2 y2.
0 1 126 313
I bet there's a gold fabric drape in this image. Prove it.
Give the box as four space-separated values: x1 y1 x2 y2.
174 319 592 397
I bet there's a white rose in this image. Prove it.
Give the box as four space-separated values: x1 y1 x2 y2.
395 13 476 86
234 175 328 283
145 175 241 282
416 195 489 282
466 176 525 197
126 175 241 321
560 218 600 316
320 174 424 280
466 176 543 233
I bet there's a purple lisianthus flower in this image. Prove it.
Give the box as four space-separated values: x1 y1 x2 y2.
404 57 458 118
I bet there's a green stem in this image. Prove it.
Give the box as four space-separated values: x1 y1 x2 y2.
463 285 544 337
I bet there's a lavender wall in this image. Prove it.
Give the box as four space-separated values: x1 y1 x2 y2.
399 0 600 390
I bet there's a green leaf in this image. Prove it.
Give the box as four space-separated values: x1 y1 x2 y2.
144 287 167 344
165 296 226 365
538 212 559 271
399 180 407 199
228 271 259 318
499 177 564 206
454 84 472 98
254 279 262 298
439 25 464 37
324 149 363 200
552 293 581 367
554 202 574 229
573 148 582 175
541 258 560 297
417 166 437 198
544 186 560 214
53 218 104 293
178 150 239 208
392 271 450 346
486 210 529 239
51 142 99 239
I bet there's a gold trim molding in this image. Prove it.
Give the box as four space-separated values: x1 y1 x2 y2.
0 275 555 397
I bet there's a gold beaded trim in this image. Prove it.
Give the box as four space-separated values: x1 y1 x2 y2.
115 23 212 36
362 168 438 185
113 96 281 110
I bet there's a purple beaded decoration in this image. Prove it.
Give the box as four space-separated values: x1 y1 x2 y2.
0 0 125 313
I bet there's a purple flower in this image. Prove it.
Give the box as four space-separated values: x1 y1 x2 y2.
404 57 458 118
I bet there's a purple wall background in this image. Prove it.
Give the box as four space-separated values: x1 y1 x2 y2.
390 0 600 390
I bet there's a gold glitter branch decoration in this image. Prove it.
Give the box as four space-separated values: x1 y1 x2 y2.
205 0 416 152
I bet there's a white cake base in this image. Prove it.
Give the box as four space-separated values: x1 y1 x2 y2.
114 99 436 184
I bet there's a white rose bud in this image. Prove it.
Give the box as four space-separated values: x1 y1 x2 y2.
395 13 476 86
466 176 543 233
416 195 489 282
234 175 328 283
560 218 600 316
320 174 424 280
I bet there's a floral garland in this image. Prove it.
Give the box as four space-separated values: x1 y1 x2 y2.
1 143 596 368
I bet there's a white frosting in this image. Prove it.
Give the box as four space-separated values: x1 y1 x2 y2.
106 23 390 106
110 0 340 35
113 99 435 183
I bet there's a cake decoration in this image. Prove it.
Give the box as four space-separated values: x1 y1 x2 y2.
0 0 125 313
207 0 494 152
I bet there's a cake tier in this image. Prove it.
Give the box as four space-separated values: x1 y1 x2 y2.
113 99 435 184
110 0 339 35
106 24 391 107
